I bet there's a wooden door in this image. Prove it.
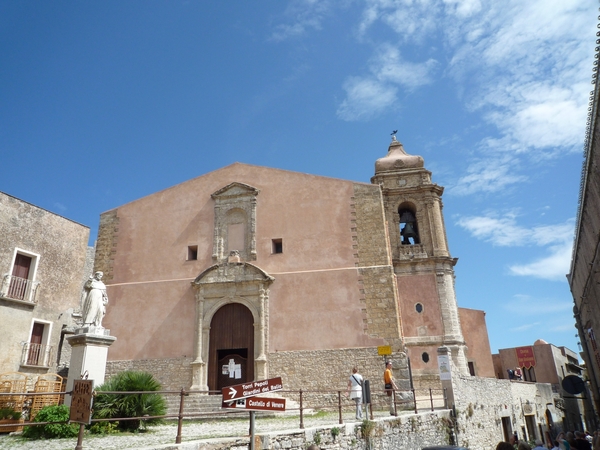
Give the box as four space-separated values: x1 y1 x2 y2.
27 323 44 365
8 254 32 300
208 303 254 391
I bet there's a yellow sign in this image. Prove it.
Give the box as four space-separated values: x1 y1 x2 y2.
69 379 94 425
377 345 392 356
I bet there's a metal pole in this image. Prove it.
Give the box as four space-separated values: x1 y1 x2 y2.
74 423 85 450
429 388 434 411
338 390 343 424
175 388 186 444
443 387 448 409
412 388 417 414
249 411 255 450
299 389 304 429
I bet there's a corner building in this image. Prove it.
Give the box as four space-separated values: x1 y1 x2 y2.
97 138 474 394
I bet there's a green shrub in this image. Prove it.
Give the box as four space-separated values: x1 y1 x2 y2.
93 371 166 431
22 405 78 439
0 408 21 420
88 420 118 434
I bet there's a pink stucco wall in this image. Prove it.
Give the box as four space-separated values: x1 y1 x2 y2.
459 307 495 378
102 163 385 360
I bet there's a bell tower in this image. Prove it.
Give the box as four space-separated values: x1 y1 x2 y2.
371 135 469 383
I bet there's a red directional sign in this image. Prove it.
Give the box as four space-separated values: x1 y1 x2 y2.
221 377 283 401
222 396 286 412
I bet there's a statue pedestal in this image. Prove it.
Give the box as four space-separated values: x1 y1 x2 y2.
64 328 116 406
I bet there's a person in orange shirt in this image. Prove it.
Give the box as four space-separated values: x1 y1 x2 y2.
384 360 398 415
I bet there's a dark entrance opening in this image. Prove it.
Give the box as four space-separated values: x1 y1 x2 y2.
208 303 254 392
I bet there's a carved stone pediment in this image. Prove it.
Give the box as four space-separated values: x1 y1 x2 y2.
211 182 260 199
192 262 274 286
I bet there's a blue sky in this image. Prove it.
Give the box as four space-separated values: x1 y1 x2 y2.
1 1 596 356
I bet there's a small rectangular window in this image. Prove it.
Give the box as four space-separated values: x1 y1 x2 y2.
468 361 476 376
272 239 283 254
187 245 198 261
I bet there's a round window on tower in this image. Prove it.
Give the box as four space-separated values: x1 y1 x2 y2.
415 303 423 313
422 352 430 363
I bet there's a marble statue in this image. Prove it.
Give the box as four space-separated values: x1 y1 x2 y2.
81 271 108 327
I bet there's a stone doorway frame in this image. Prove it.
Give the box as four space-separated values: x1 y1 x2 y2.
190 261 274 391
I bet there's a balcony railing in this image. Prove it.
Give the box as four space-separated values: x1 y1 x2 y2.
0 274 39 304
397 243 428 260
20 343 53 367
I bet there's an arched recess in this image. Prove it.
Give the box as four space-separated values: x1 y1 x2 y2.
398 202 420 245
190 261 274 391
208 303 254 390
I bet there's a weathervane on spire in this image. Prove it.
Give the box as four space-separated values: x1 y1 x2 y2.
391 130 398 142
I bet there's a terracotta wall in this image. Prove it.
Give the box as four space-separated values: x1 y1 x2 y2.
458 307 495 378
98 164 390 361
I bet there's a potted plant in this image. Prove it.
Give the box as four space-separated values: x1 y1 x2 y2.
0 407 24 433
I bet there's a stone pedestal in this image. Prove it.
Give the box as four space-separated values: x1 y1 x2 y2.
437 346 455 408
64 328 116 406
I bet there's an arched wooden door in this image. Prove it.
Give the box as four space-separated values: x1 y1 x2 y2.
208 303 255 391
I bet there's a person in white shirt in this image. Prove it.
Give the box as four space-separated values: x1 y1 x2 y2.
347 367 363 420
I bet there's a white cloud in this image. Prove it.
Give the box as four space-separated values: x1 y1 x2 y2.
449 156 527 196
341 0 593 172
53 202 67 213
336 45 437 121
337 77 398 121
270 0 336 41
458 214 574 247
504 295 572 316
509 322 540 332
509 241 573 281
457 214 575 280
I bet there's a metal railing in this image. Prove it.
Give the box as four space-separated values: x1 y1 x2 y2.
0 386 448 446
20 343 53 367
0 275 39 303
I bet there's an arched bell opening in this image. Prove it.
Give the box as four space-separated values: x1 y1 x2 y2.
399 204 420 245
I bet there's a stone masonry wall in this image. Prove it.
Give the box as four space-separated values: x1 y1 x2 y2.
106 357 193 391
94 209 119 282
450 373 562 449
263 412 453 450
351 183 404 357
269 347 410 407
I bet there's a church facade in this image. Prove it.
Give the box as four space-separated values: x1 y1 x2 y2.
96 138 492 393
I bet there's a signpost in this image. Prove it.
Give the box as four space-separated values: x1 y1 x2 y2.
69 379 94 425
221 377 285 450
377 345 392 356
222 396 286 411
221 377 283 402
69 379 94 450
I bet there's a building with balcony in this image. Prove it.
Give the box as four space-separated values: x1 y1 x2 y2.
493 340 596 433
0 192 92 378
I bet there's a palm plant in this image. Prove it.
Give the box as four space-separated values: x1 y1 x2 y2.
93 371 166 431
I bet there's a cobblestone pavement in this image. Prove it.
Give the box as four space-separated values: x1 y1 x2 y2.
0 409 407 450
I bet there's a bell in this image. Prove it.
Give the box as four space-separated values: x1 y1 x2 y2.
402 222 417 239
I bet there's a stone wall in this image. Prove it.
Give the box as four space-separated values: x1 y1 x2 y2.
351 183 404 359
264 412 453 450
142 411 454 450
106 357 193 391
450 373 563 449
269 347 410 406
94 209 119 282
